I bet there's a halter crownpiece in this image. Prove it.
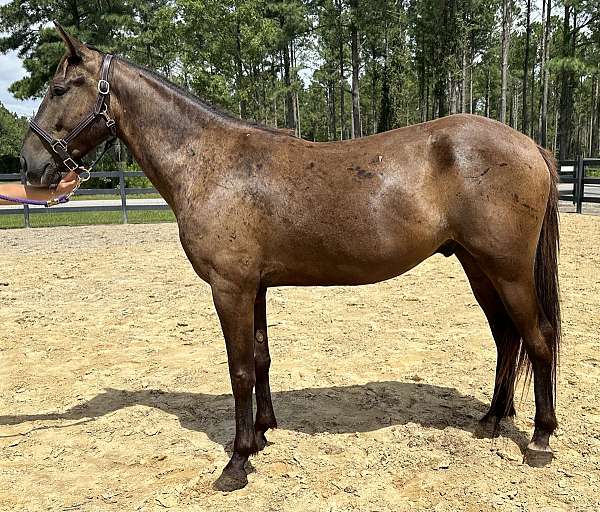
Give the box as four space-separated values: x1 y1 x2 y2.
29 53 116 180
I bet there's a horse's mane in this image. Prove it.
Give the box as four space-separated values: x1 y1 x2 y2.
91 46 291 137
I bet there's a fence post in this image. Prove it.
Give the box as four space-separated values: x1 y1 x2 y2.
20 173 30 228
576 156 585 214
119 168 128 224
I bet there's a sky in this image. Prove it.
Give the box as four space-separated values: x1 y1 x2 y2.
0 52 41 117
0 0 41 117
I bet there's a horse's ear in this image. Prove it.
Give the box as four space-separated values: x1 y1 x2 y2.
54 21 85 59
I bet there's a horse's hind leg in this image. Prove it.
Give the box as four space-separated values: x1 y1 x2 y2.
254 288 277 450
491 275 557 466
456 248 520 427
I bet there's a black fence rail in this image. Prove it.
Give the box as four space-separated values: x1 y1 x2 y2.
558 157 600 213
2 159 598 227
0 170 169 227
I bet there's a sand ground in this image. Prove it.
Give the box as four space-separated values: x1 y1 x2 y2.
0 215 599 511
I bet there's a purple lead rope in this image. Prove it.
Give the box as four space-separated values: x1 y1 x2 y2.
0 172 85 207
0 194 71 207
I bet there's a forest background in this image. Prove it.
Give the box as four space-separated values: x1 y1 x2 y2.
1 0 599 172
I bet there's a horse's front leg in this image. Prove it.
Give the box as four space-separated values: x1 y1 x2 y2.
254 288 277 450
211 275 259 491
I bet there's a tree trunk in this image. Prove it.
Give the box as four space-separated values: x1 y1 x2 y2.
461 46 467 113
336 0 346 139
283 43 295 130
328 79 336 141
500 0 512 124
539 0 551 146
592 75 600 155
378 62 391 132
235 17 247 119
350 0 361 138
292 42 301 138
426 82 430 121
509 85 515 128
530 35 537 139
371 48 378 134
522 0 531 135
553 108 559 154
558 5 576 160
419 51 426 122
469 37 474 114
339 42 345 139
71 0 81 28
378 24 392 132
485 68 490 118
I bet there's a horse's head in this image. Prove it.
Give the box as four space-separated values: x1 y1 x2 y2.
21 23 115 187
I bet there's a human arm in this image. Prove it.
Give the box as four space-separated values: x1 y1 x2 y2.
0 180 78 205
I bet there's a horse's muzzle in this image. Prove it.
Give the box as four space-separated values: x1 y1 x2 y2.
26 162 62 188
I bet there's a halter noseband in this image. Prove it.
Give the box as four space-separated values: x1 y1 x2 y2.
29 53 116 180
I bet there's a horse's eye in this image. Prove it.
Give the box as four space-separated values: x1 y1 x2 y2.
53 85 68 96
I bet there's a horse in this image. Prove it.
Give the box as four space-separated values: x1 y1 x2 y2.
20 24 561 490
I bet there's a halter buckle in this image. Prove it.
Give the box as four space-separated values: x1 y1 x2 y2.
51 139 68 153
98 79 110 95
63 157 80 172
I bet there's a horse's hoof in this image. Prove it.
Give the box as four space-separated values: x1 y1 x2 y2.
256 431 268 451
474 415 499 439
213 467 248 492
524 443 553 468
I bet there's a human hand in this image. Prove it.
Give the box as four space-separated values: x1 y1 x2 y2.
55 179 79 196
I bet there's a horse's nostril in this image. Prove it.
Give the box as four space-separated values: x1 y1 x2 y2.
19 157 27 174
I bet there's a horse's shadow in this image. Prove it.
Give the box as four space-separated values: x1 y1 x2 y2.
0 381 530 451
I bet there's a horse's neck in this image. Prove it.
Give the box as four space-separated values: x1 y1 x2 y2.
111 59 237 205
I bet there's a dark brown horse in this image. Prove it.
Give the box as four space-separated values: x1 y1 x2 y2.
21 26 561 490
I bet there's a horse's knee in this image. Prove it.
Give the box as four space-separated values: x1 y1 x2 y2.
231 368 255 394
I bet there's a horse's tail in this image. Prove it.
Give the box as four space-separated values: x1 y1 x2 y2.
524 146 561 396
488 146 561 421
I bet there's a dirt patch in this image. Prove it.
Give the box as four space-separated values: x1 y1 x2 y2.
1 216 599 511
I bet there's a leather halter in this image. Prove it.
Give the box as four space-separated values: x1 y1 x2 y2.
29 54 116 178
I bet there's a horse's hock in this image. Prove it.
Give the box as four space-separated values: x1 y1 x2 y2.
1 216 599 510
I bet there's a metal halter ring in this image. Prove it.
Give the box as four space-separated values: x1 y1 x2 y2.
100 104 116 127
78 169 91 182
98 79 110 95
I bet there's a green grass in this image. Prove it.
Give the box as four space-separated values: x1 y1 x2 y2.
587 167 600 178
0 209 175 229
71 193 162 200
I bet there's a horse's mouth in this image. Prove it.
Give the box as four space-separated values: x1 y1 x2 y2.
39 163 64 188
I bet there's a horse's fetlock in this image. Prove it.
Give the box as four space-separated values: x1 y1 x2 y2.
535 415 557 434
234 432 259 456
255 413 277 432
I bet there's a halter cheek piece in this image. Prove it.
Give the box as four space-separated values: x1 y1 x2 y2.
29 53 116 182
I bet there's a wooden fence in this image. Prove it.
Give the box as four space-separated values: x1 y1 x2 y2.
0 170 169 227
558 157 600 213
2 158 599 227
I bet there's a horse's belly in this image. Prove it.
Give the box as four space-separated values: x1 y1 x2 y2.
262 226 444 287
